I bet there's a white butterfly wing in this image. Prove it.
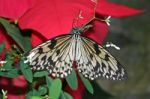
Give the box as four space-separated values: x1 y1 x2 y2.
25 33 127 80
76 36 127 80
25 35 75 78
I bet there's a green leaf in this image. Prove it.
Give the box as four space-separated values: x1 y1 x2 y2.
79 73 94 94
34 71 48 77
38 85 48 95
6 69 20 77
0 44 5 54
2 60 13 69
61 92 73 99
26 89 40 99
49 79 62 99
0 59 20 78
0 52 14 72
66 70 78 90
0 18 31 52
5 52 13 60
46 76 53 86
0 69 20 78
31 96 42 99
20 59 33 83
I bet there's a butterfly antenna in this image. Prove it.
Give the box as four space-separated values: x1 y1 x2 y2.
80 0 98 29
79 24 93 32
73 9 91 29
72 18 77 29
72 9 83 29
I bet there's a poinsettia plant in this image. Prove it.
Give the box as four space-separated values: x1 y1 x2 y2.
0 0 142 99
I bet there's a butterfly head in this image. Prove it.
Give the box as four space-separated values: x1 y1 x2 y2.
71 24 93 35
71 28 81 34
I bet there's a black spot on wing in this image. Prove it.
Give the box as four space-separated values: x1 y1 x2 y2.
112 75 117 79
105 72 111 77
101 62 107 72
41 55 47 61
94 61 100 72
90 54 93 59
56 50 60 55
32 57 39 65
38 47 43 53
104 54 109 61
114 61 122 73
48 39 57 49
108 65 113 71
47 56 55 66
93 43 101 54
116 62 127 77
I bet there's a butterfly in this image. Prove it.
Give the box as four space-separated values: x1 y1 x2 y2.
25 25 127 80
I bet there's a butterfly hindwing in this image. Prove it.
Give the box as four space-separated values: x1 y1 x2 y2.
25 34 75 78
76 36 127 80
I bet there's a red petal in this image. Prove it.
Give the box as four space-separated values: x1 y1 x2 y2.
31 31 47 47
0 0 34 20
19 0 95 39
12 76 27 87
97 0 143 17
7 95 25 99
0 76 27 99
31 20 108 47
84 20 108 44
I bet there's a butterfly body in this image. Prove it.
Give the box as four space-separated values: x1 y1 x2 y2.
25 27 127 80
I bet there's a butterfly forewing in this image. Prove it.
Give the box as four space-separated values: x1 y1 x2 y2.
25 35 75 78
76 36 127 80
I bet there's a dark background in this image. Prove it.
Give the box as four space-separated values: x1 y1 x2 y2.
84 0 150 99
